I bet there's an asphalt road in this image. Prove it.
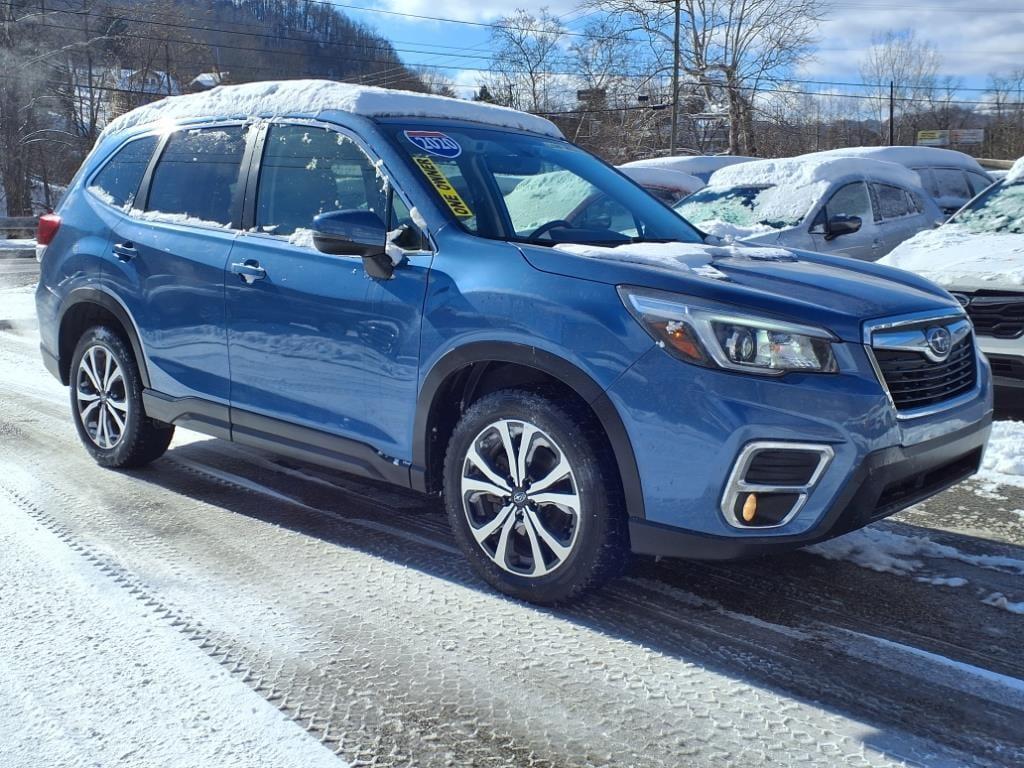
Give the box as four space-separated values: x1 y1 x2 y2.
2 257 1023 767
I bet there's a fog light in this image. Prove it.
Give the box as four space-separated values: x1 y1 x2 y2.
742 493 757 522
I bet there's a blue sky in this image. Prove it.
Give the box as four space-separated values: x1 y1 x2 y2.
337 0 1024 100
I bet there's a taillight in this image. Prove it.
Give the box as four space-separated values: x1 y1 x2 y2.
37 213 61 246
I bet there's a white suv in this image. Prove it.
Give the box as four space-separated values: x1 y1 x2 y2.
882 159 1024 407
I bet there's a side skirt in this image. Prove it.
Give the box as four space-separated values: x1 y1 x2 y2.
141 390 412 488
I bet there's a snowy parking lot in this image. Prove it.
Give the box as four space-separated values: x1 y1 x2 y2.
2 262 1024 767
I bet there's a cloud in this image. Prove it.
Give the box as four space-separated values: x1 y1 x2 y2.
377 0 577 25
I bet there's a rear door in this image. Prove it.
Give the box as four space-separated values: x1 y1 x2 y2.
870 182 932 256
225 121 432 472
103 123 250 426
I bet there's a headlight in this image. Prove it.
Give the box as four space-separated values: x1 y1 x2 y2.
619 286 838 375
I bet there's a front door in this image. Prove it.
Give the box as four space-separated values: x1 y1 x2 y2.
225 122 431 474
809 180 881 260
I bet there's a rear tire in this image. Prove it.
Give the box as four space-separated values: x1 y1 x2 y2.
69 326 174 468
443 389 628 604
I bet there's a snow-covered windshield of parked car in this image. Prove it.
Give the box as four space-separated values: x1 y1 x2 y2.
952 179 1024 234
385 125 702 246
673 185 806 233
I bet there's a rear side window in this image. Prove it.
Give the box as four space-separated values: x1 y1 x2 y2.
872 183 912 220
89 136 158 209
145 126 248 227
255 124 385 238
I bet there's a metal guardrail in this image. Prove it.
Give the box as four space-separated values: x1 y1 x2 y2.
0 216 37 258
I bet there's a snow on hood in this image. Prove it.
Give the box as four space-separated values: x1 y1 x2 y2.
101 79 562 139
552 240 792 274
621 155 756 178
504 171 594 230
880 224 1024 288
807 146 987 174
617 166 704 196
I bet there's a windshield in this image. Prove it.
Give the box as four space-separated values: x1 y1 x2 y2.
950 177 1024 234
673 185 805 231
384 124 703 246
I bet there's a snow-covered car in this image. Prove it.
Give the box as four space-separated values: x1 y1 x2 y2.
807 146 993 217
620 155 756 183
675 156 941 260
882 158 1024 403
616 165 704 204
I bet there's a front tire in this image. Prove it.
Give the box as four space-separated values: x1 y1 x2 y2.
443 389 628 604
69 326 174 468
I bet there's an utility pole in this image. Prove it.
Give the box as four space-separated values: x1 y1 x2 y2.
670 0 681 155
888 80 895 146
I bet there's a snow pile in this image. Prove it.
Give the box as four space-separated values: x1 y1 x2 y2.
808 525 1024 576
1005 156 1024 184
617 165 704 196
504 171 596 231
977 421 1024 490
621 155 756 179
982 592 1024 615
808 146 987 174
102 79 562 139
880 226 1024 288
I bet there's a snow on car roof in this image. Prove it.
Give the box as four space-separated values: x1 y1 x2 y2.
616 166 704 194
621 155 756 177
708 154 923 191
1006 156 1024 184
807 145 989 174
101 79 563 139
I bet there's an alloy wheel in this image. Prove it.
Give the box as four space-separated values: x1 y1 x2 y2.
460 419 581 577
76 344 128 450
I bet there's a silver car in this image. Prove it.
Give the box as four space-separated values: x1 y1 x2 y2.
675 156 942 261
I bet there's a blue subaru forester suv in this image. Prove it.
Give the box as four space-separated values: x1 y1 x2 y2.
36 81 992 603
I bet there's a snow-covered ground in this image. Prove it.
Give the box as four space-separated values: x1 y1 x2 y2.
978 420 1024 489
0 494 344 768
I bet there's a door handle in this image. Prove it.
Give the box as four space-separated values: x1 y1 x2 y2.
112 242 137 261
230 259 267 284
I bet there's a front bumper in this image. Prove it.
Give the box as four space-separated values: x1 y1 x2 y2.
629 414 991 559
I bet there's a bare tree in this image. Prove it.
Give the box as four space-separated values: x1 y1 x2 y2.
487 8 567 112
582 0 827 154
859 29 942 144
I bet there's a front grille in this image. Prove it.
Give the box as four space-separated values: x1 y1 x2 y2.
963 291 1024 339
873 335 977 411
989 354 1024 381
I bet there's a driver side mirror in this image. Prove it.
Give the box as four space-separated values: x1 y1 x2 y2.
312 209 394 279
824 214 862 241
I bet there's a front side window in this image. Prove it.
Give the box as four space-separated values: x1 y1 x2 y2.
385 123 701 246
929 168 971 202
89 136 159 209
966 171 992 196
872 183 912 220
145 126 248 227
255 124 386 238
826 182 872 221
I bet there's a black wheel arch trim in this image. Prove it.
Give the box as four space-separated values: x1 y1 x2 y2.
58 287 151 389
412 341 646 520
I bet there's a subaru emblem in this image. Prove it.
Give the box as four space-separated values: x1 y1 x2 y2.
925 327 952 360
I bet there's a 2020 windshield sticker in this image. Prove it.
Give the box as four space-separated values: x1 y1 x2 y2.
412 155 474 219
404 130 462 159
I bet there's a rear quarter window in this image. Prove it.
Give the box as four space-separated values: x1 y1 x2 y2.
88 136 159 210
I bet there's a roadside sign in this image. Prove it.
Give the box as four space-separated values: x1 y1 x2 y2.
951 128 984 145
916 130 950 147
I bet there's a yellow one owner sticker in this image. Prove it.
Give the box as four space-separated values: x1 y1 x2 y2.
411 155 474 218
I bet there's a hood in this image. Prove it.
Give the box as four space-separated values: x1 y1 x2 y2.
880 225 1024 292
519 240 960 343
